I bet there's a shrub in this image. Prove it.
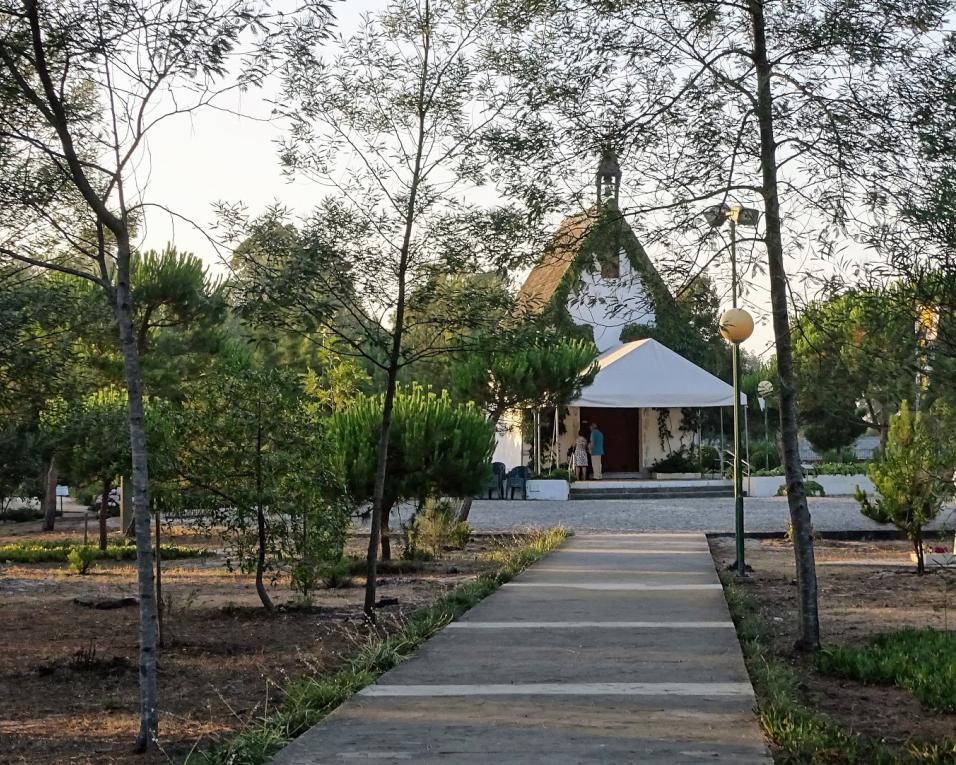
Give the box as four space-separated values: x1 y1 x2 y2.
404 499 472 560
0 539 207 564
651 447 698 473
821 445 858 463
318 556 353 589
698 445 721 473
67 545 97 574
856 401 956 574
752 461 873 477
748 439 781 471
777 480 825 497
0 506 44 523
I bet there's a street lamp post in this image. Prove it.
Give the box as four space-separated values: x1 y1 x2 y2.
720 307 754 577
703 203 760 577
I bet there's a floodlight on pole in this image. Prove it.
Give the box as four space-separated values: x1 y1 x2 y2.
701 202 760 579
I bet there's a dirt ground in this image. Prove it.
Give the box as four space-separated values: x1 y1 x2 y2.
0 515 514 764
710 534 956 750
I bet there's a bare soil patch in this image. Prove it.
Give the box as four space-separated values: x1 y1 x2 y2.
710 535 956 749
0 522 513 764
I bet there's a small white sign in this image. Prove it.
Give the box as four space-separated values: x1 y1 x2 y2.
55 485 69 497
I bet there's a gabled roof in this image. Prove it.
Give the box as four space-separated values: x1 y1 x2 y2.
516 210 595 313
573 338 744 408
515 202 674 318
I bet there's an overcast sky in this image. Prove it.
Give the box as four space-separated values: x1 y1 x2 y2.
134 0 844 363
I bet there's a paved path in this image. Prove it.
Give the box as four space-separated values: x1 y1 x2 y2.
271 534 770 764
465 496 956 533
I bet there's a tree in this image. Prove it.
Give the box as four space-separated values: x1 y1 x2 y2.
47 388 130 550
794 290 919 452
0 0 331 745
176 353 349 609
326 385 495 560
449 332 598 520
856 401 956 574
498 0 952 651
0 268 102 528
225 0 536 616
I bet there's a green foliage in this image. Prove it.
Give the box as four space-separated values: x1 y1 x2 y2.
699 445 721 472
404 499 472 560
188 528 569 765
67 545 97 574
326 385 496 511
817 629 956 713
779 480 825 497
42 387 130 499
0 539 205 564
856 401 956 573
450 335 598 422
317 557 353 589
650 448 699 474
721 576 956 764
753 462 872 477
0 506 43 522
821 446 858 464
748 439 781 471
178 353 350 599
794 290 918 451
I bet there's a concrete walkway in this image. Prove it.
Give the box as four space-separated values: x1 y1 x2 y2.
270 534 770 764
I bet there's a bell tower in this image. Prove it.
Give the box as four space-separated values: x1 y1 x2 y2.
595 147 621 204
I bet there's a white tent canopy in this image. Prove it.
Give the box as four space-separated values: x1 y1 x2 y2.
573 338 745 408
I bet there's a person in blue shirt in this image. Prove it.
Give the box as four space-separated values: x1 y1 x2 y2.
589 422 605 479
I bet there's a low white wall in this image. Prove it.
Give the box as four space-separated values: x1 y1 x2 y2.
526 479 570 501
748 474 875 498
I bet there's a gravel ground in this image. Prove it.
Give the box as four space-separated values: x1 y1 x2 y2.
466 496 956 534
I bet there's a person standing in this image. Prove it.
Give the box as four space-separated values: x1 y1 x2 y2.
589 422 605 480
573 430 590 481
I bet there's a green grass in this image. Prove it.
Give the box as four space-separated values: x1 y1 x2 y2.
0 538 207 564
720 574 956 764
817 629 956 713
188 527 569 765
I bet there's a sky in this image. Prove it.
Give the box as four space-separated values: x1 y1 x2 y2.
133 0 849 362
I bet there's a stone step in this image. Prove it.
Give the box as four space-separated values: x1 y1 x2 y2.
569 486 737 501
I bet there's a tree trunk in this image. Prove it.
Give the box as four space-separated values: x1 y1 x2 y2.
115 241 158 752
363 2 431 617
456 496 475 523
364 372 399 617
380 501 392 562
913 532 925 575
749 0 820 651
254 420 274 611
41 457 57 531
99 478 111 551
155 510 164 648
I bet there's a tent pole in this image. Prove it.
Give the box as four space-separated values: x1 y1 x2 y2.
744 402 751 496
719 407 725 475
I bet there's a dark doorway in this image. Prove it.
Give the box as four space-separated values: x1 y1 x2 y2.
579 407 641 473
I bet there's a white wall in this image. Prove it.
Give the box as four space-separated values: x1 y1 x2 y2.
565 248 656 352
491 410 525 470
641 408 694 470
748 475 875 497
